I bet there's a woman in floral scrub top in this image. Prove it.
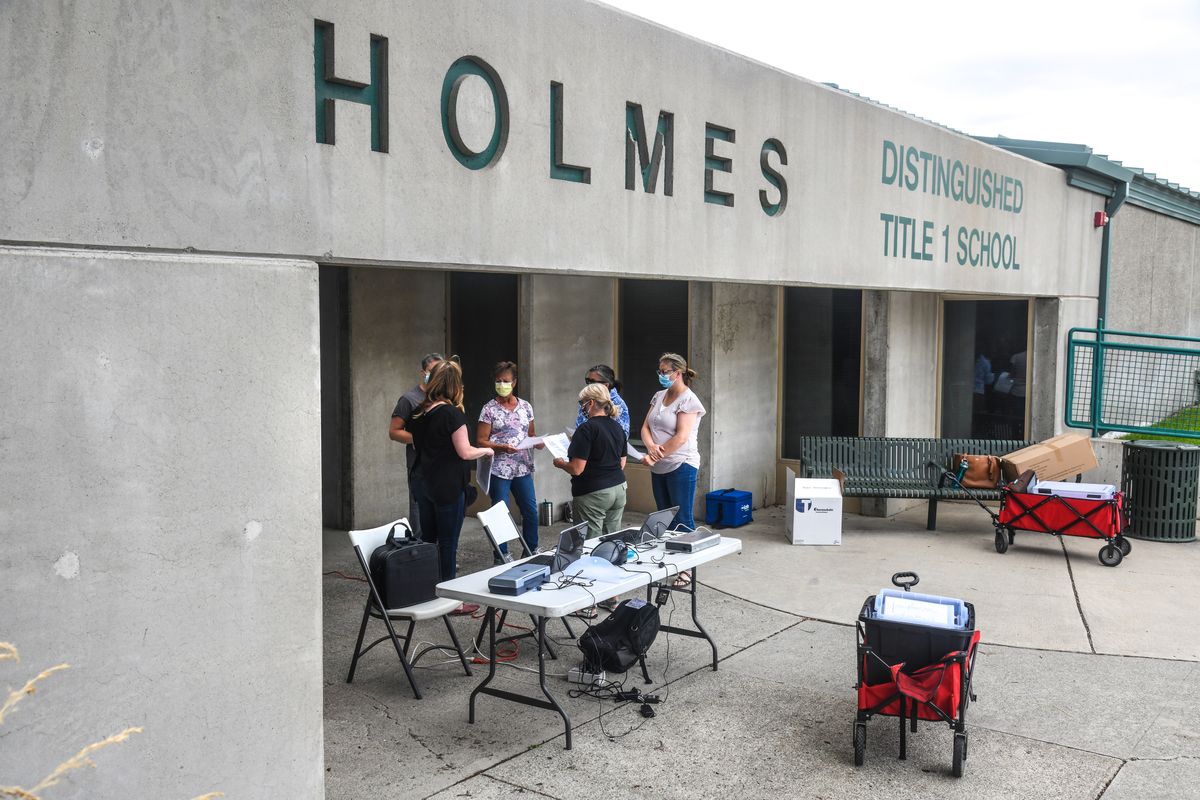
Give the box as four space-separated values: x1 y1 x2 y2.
477 361 542 556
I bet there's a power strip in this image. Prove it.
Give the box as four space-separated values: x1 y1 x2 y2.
567 665 606 685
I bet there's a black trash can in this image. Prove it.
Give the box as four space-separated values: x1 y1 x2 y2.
1121 440 1200 542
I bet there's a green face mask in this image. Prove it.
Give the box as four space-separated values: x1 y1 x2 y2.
495 381 513 397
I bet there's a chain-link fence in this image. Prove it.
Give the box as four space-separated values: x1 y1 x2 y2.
1067 328 1200 437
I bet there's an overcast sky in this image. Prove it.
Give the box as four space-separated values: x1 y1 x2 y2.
601 0 1200 193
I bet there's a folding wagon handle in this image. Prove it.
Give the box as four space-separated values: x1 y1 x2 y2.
891 571 919 591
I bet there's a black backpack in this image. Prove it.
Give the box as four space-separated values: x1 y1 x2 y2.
368 521 439 609
579 598 661 673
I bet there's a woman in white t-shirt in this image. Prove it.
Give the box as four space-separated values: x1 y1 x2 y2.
640 352 706 558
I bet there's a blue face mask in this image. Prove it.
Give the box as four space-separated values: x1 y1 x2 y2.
657 373 673 389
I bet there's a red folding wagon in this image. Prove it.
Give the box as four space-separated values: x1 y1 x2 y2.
993 484 1131 567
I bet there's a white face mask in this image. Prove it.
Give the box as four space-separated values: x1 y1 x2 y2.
422 372 431 384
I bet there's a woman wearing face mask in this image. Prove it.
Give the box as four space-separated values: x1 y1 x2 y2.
641 353 706 587
575 364 631 436
477 361 542 557
553 383 628 539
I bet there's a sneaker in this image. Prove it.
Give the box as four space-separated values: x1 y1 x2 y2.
450 603 480 616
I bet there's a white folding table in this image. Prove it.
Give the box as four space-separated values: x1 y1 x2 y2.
437 534 742 749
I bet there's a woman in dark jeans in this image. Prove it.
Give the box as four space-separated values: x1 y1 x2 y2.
408 360 493 615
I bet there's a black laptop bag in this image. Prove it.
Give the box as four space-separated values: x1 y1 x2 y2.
368 522 439 609
579 598 660 673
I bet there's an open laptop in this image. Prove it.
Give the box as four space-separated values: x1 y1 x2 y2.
526 522 588 572
601 506 680 545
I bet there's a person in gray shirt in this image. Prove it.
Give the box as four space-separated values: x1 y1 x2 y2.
388 352 444 537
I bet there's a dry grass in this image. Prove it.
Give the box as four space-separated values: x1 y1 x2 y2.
0 664 69 726
1 643 219 799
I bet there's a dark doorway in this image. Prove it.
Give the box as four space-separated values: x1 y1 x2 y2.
618 279 689 438
449 272 519 437
941 299 1029 439
781 288 863 457
320 265 351 528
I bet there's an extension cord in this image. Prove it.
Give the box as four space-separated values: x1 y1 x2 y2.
567 665 606 685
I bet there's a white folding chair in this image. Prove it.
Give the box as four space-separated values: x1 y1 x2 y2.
475 503 576 652
346 518 471 700
478 501 534 563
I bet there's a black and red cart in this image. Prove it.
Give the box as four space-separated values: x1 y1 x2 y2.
854 572 981 777
992 484 1131 566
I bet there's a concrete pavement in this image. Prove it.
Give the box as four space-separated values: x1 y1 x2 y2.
322 501 1200 799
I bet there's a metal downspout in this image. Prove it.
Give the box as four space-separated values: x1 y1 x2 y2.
1091 180 1130 434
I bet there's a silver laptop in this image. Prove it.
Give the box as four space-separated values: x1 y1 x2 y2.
603 506 681 545
527 522 588 572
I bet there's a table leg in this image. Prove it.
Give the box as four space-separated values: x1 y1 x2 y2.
691 567 717 671
535 616 573 749
466 610 574 749
658 566 719 671
469 606 499 723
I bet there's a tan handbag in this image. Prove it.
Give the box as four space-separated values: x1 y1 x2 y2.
951 453 1001 489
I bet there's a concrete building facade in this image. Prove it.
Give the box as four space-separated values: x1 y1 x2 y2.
2 1 1198 796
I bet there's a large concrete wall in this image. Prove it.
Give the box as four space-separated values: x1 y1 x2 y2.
1108 204 1200 337
522 273 616 516
1085 204 1200 429
0 247 323 797
348 267 447 528
707 283 779 507
0 1 1101 299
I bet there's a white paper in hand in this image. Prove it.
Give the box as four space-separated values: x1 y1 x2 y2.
475 452 493 495
543 433 571 461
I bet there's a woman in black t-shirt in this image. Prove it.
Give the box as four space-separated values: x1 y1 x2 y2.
553 383 628 538
408 362 493 611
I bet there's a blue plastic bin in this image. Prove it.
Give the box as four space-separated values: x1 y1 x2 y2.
704 489 753 527
872 588 969 630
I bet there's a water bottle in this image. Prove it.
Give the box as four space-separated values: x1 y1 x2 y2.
956 458 969 483
539 500 554 527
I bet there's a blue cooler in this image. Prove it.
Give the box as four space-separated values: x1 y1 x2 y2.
704 489 753 527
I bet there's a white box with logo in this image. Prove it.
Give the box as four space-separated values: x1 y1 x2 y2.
785 468 843 545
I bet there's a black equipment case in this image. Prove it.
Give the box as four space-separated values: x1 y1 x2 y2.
368 522 439 608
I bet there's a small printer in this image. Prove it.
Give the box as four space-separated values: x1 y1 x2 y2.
663 530 720 553
488 563 550 595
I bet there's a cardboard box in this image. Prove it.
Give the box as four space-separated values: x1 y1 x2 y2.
1002 432 1097 483
785 468 842 545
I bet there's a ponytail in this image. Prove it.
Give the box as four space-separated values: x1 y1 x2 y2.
659 352 697 385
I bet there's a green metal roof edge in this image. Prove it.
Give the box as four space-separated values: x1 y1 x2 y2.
974 137 1137 182
976 136 1200 225
1128 174 1200 225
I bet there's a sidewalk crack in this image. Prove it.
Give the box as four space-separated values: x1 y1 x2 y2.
1060 538 1097 654
1094 760 1126 798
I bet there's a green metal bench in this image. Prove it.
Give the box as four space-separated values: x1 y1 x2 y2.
797 436 1033 530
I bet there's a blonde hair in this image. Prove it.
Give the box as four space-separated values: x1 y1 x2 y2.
423 360 465 411
659 352 697 386
578 383 619 418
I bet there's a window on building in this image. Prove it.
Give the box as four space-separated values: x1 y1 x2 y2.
449 271 519 438
618 279 688 438
781 288 862 458
941 299 1029 439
